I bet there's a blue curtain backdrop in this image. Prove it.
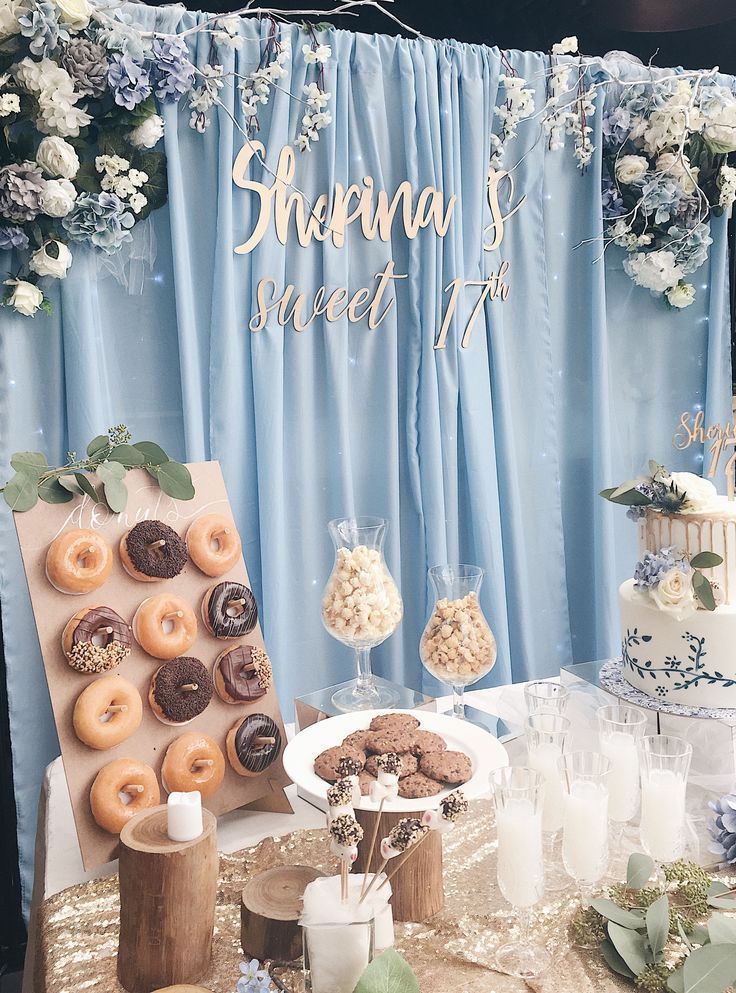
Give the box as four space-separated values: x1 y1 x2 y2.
0 6 733 915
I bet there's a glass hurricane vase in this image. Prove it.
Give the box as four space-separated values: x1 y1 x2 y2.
419 564 496 721
322 517 403 712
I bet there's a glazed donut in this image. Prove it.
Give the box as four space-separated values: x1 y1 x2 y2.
46 529 112 594
213 645 273 704
62 605 132 674
186 514 242 578
133 594 197 659
161 732 225 798
201 582 258 639
90 758 160 834
73 675 143 749
226 713 281 777
148 657 213 726
119 520 188 583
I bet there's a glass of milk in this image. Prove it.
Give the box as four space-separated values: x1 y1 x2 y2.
639 735 692 876
597 705 647 870
490 766 551 978
559 751 611 917
524 681 569 717
525 712 571 892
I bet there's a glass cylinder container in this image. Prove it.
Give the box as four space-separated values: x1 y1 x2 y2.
420 564 496 720
302 917 375 993
322 517 403 711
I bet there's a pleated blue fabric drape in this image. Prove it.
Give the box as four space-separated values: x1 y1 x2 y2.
0 6 732 915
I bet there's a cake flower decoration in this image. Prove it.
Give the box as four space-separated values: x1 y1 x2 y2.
421 789 469 833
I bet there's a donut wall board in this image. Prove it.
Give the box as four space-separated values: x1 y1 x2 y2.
13 462 292 870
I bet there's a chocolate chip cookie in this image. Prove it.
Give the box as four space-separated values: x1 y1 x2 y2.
314 745 366 782
366 729 418 755
411 730 447 757
398 771 442 799
365 752 418 779
368 712 420 733
420 750 472 785
342 730 372 752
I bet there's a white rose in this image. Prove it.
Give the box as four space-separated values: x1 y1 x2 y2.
668 472 720 512
650 567 697 621
656 151 699 194
40 178 77 217
4 279 44 317
52 0 90 29
29 240 72 278
36 135 79 179
705 104 736 154
665 281 696 309
623 250 683 292
552 36 578 55
615 154 649 185
127 114 164 149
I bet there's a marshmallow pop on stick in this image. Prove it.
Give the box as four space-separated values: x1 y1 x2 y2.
421 789 469 833
329 813 364 902
326 778 356 826
360 817 428 903
336 756 363 806
360 752 401 898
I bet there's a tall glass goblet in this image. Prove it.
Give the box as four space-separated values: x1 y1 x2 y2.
526 712 571 892
420 564 496 722
597 705 647 870
559 751 611 914
524 681 569 717
490 766 551 978
639 735 692 883
321 517 403 712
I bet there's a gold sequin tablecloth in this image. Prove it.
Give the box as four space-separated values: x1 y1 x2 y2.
36 799 631 993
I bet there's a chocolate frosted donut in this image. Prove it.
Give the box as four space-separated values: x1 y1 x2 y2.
148 657 213 726
120 520 188 582
226 713 281 776
214 644 273 704
202 581 258 639
62 605 132 673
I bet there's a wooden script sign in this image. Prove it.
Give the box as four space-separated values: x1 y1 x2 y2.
14 462 291 870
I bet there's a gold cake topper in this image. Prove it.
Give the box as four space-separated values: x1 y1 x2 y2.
673 409 736 499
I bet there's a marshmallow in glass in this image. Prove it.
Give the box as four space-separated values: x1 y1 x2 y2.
322 545 403 646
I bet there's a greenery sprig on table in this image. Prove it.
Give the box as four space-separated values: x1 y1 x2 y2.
1 424 194 513
573 853 736 993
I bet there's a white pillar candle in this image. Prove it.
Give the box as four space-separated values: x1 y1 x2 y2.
601 732 640 823
496 797 544 907
167 791 203 842
640 768 686 863
562 780 608 883
527 742 565 834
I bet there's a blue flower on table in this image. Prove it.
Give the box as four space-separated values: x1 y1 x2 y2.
62 192 135 253
237 958 273 993
107 53 152 110
150 37 196 101
18 0 69 58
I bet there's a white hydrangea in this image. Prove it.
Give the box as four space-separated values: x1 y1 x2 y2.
128 114 164 149
704 101 736 153
623 249 684 292
13 58 91 137
718 163 736 209
665 281 696 309
0 0 26 42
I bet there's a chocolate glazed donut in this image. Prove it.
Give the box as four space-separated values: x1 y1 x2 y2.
227 714 281 776
203 581 258 639
214 645 272 704
120 520 188 581
63 606 132 673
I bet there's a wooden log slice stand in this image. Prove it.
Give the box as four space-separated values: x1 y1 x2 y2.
118 806 218 993
354 807 443 922
241 864 325 963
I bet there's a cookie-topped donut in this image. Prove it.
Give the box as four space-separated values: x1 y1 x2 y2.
226 713 281 777
46 529 112 594
201 582 258 639
148 657 213 726
119 520 188 582
62 605 132 674
186 514 242 577
213 644 273 704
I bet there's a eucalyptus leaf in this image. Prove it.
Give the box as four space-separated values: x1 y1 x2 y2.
682 943 736 993
687 925 712 948
2 471 38 512
646 894 670 962
108 444 146 466
707 882 731 897
58 474 83 496
668 967 685 993
601 937 636 979
10 451 47 478
352 948 420 993
155 461 195 501
133 441 169 465
691 551 724 570
608 487 652 507
38 477 73 504
627 853 656 890
591 899 646 930
611 477 648 499
102 478 128 513
73 473 99 503
600 487 617 500
707 914 736 945
707 895 736 910
87 434 110 458
693 571 717 612
96 461 127 482
607 922 648 975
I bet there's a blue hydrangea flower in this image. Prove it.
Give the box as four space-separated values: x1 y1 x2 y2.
634 546 690 591
150 37 196 101
626 506 647 522
0 226 30 251
601 178 624 219
668 221 713 275
601 106 633 148
640 175 682 225
237 959 273 993
18 0 69 57
62 192 135 253
107 53 152 110
96 12 152 61
709 794 736 865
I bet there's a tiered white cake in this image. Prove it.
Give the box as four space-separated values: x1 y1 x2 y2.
609 469 736 708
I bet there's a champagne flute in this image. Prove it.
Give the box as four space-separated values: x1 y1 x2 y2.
559 752 611 920
596 705 647 871
490 766 551 978
639 735 692 886
525 712 571 892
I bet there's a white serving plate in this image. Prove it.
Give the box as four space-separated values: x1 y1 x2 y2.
283 709 509 813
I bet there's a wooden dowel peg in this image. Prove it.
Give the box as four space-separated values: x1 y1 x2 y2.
163 610 184 621
122 784 144 795
192 759 214 769
181 683 199 692
213 528 231 538
100 626 114 635
105 704 129 714
360 797 385 899
148 538 167 549
255 736 276 746
228 598 246 608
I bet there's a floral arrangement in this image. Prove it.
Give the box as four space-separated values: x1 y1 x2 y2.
601 461 721 516
0 0 333 317
0 423 194 512
574 852 736 993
